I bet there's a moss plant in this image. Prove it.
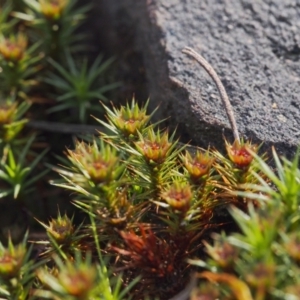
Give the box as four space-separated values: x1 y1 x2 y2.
0 92 297 299
0 0 119 233
47 99 267 299
45 54 119 123
15 0 91 59
0 234 40 300
0 1 299 299
187 148 300 300
0 32 42 96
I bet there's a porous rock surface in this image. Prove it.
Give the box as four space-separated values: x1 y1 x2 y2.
93 0 300 156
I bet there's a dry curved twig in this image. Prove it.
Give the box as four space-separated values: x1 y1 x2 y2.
182 46 240 143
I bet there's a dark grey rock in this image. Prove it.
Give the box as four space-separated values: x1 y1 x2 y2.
91 0 300 157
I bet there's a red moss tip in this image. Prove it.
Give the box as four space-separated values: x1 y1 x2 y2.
135 130 171 164
182 150 214 180
226 139 257 169
161 182 193 212
0 33 28 62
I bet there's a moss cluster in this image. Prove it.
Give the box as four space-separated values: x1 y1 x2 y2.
0 1 299 300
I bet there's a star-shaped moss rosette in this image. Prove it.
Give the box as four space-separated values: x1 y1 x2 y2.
16 0 91 59
36 252 97 300
97 98 159 145
0 33 28 63
0 234 36 299
127 127 184 198
225 139 257 170
0 102 18 125
66 139 124 185
181 149 215 183
211 139 265 210
39 0 69 20
160 181 193 213
45 213 74 244
34 212 86 259
0 32 42 95
134 129 173 165
54 139 127 212
0 134 48 199
0 240 26 280
105 99 150 135
0 98 30 143
45 53 119 123
155 177 215 238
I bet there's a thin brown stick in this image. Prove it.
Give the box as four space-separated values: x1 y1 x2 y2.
182 46 240 143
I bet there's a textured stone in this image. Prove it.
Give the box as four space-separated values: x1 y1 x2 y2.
91 0 300 157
